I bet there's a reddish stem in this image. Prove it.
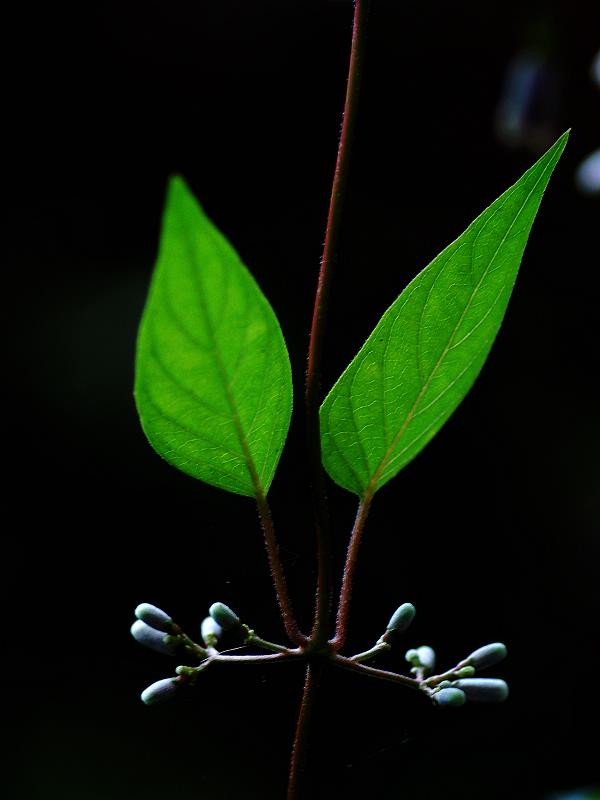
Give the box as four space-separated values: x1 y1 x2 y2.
287 663 321 800
306 0 370 645
256 491 306 646
331 493 373 649
333 654 421 689
287 4 370 796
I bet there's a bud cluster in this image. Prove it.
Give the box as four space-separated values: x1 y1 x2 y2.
131 601 246 705
130 603 179 656
129 598 509 715
428 642 509 708
130 602 204 704
375 609 508 709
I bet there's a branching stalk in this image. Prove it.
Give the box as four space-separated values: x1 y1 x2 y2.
245 630 296 654
331 492 373 648
213 652 294 665
333 654 421 689
349 641 391 663
256 491 306 646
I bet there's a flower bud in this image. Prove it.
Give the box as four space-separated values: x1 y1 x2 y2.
209 602 240 631
415 646 436 671
134 603 173 633
452 678 509 703
405 646 435 671
141 677 180 705
455 666 476 678
434 687 466 707
131 620 176 655
385 603 416 635
201 616 223 647
461 642 507 671
175 665 196 677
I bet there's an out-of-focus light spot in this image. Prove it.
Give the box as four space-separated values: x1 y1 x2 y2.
592 50 600 87
546 788 600 800
495 50 560 153
575 149 600 194
548 795 587 800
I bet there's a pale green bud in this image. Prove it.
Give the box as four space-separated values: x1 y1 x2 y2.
452 678 509 702
134 603 173 633
405 645 435 671
455 666 476 678
141 677 179 705
209 602 240 631
386 603 416 635
131 620 175 655
201 616 223 646
175 665 196 677
461 642 507 671
415 646 436 671
434 688 466 707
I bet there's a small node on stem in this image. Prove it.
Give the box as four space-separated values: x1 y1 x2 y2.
175 664 197 677
175 663 209 684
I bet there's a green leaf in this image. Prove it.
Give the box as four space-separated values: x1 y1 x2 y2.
135 176 292 498
320 131 569 498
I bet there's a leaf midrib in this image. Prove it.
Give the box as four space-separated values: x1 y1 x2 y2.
363 159 552 498
183 224 266 498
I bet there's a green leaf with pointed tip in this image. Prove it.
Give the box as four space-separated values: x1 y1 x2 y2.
320 131 569 498
135 176 292 498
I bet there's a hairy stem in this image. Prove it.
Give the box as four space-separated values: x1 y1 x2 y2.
245 630 295 654
349 641 391 663
213 652 294 665
332 493 373 648
287 663 322 800
307 0 370 646
333 654 421 689
256 491 306 646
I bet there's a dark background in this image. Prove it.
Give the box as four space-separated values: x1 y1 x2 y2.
5 1 599 798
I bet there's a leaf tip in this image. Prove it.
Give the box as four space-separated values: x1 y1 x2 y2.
166 172 189 197
551 128 570 157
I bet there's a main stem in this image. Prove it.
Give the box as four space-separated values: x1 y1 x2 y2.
306 0 370 645
287 4 370 797
287 663 321 800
